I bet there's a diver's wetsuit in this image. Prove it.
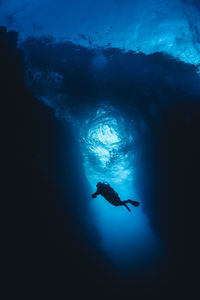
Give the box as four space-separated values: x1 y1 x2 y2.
92 182 139 212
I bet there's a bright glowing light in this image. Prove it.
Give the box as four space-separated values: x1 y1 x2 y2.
81 106 134 183
96 125 120 145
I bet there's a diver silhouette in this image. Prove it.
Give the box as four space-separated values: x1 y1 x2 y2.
92 182 139 212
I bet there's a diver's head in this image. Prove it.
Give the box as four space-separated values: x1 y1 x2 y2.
96 182 102 188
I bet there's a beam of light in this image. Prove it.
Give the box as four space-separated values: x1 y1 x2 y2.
80 105 161 266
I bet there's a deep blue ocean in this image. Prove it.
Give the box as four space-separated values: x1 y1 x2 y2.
1 1 200 297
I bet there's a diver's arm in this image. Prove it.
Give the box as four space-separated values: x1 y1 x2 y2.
92 190 100 198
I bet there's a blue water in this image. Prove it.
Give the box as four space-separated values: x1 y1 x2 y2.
79 105 160 265
2 0 199 267
1 0 200 68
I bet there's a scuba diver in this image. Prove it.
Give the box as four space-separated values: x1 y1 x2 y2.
92 182 139 212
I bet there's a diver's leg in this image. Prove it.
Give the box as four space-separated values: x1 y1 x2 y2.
115 201 131 212
123 203 131 212
124 200 139 207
